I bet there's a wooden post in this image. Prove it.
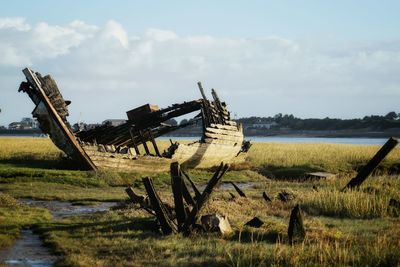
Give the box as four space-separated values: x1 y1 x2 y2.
171 162 187 231
148 129 161 157
129 128 140 155
142 177 177 234
344 137 398 190
138 129 150 155
288 204 306 244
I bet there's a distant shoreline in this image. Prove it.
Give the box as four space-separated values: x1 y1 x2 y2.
1 129 399 139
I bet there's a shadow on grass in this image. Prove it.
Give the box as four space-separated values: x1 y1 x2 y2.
228 228 281 244
36 217 160 240
0 157 82 171
258 164 324 180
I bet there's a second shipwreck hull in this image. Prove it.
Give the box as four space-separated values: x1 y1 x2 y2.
19 68 249 171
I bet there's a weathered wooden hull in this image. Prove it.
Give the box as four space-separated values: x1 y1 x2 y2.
20 68 249 171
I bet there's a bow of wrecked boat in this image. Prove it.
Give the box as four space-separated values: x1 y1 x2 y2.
18 68 251 171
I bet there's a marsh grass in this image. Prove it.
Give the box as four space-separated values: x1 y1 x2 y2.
1 138 400 266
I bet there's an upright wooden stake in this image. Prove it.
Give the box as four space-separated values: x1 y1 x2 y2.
142 177 177 234
171 162 187 231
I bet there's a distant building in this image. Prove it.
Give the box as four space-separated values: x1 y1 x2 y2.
8 117 39 130
8 122 23 130
251 121 278 129
102 119 126 127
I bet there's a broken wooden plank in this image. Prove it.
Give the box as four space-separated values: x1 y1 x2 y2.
181 170 202 200
142 177 177 234
344 137 398 190
230 182 247 198
171 162 187 231
183 163 229 232
125 187 155 215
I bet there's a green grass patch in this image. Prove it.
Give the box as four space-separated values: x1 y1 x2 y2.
0 193 52 248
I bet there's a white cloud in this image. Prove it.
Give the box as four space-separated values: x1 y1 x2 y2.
0 17 399 125
0 17 30 31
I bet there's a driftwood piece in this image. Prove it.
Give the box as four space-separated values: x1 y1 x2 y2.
171 162 187 231
229 192 236 199
288 204 306 244
230 182 247 198
184 163 229 232
344 137 398 190
262 191 272 202
142 177 177 234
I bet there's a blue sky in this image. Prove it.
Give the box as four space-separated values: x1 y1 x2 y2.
0 1 399 125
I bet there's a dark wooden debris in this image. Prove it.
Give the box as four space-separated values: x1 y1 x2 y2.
278 191 295 202
171 162 187 231
181 170 202 201
127 162 229 235
125 187 155 215
245 217 264 228
229 192 236 200
288 204 306 244
142 177 178 234
262 191 272 202
230 182 247 198
344 137 398 190
184 163 229 233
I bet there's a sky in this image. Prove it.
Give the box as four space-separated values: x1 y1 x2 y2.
0 1 399 125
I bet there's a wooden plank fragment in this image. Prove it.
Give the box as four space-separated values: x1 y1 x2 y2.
344 137 398 190
171 162 187 231
181 170 202 200
142 177 177 234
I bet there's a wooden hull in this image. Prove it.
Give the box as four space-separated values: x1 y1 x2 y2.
20 68 249 171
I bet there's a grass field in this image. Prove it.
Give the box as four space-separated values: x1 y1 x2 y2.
0 137 400 266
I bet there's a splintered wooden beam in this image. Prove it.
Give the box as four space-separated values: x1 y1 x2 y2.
230 182 247 198
181 179 195 206
171 162 187 231
142 177 177 234
125 187 155 215
183 163 229 231
197 81 208 100
344 137 398 190
181 170 202 200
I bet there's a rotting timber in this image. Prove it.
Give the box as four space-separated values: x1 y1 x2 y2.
19 68 250 171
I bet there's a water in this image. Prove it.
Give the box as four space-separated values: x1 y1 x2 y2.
0 200 118 266
245 136 389 145
159 136 389 145
0 229 58 267
19 199 117 219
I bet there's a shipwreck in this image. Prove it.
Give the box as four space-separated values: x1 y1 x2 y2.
18 68 250 171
